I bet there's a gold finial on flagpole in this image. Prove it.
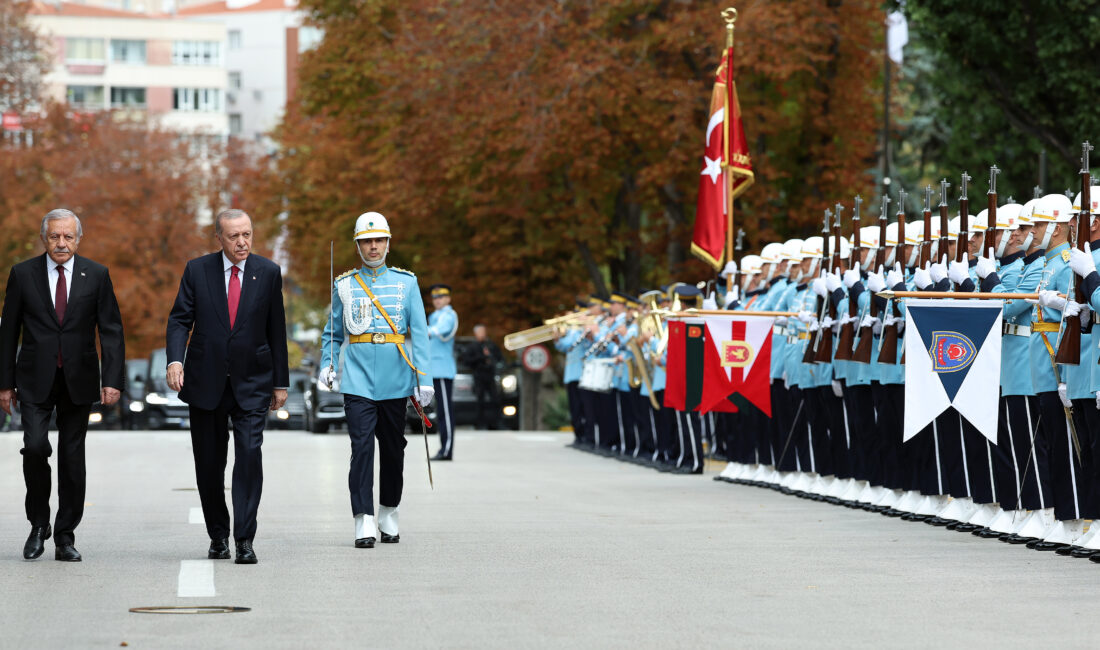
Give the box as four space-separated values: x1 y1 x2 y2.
722 7 737 48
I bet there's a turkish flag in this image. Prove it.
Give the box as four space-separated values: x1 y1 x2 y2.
691 46 754 270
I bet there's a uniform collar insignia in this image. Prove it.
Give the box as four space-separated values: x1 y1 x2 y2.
362 264 387 278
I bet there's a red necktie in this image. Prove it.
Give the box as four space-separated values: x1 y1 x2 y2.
228 265 240 328
55 265 66 367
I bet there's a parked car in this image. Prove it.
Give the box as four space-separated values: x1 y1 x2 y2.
405 337 520 431
143 348 189 429
269 369 309 430
121 358 149 430
304 359 346 434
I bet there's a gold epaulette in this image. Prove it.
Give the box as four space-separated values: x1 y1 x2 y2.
390 266 416 277
335 269 356 282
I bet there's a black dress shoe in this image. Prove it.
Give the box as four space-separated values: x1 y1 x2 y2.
1031 541 1067 552
944 521 961 530
54 544 81 562
1001 534 1036 545
208 538 231 560
1071 546 1099 558
1089 552 1100 563
380 531 400 544
355 537 376 549
954 523 981 533
23 525 51 560
235 540 258 564
430 453 452 461
926 516 952 527
973 527 1004 539
1055 545 1080 556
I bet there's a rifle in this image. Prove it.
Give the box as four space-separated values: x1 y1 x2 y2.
731 228 745 305
1056 142 1093 365
813 205 843 363
802 209 831 364
849 193 893 365
919 185 933 268
956 172 972 278
984 165 1000 259
835 196 861 361
878 189 907 365
938 178 951 268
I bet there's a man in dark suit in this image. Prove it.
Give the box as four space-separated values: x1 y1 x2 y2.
166 209 288 565
462 324 503 430
0 209 125 562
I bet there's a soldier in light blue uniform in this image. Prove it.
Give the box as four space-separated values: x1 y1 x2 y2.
427 284 458 461
320 212 432 549
1025 194 1087 548
555 298 592 445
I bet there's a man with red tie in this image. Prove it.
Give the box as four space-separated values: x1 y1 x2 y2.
166 209 289 565
0 209 125 562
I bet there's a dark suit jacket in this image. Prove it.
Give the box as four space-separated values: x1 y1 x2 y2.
166 252 289 411
0 254 125 405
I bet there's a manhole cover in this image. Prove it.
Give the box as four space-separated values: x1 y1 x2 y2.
129 606 250 615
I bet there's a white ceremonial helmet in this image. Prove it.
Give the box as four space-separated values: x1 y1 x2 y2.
837 235 852 261
904 220 923 246
972 209 990 233
1073 187 1100 215
719 260 739 278
741 254 762 275
884 222 900 247
760 242 785 264
859 225 880 249
995 203 1023 230
353 212 391 267
783 238 805 262
1032 193 1074 223
948 216 961 238
801 236 824 258
1017 198 1039 226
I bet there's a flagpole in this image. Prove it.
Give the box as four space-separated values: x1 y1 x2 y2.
722 7 738 287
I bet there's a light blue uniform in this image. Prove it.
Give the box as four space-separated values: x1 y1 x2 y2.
321 264 432 400
1029 244 1071 394
427 305 458 380
555 328 585 384
1001 251 1043 395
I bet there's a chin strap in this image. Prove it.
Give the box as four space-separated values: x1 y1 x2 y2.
996 229 1011 258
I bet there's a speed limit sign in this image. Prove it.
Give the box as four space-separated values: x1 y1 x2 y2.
521 344 550 373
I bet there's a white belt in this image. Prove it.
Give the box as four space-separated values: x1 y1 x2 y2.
1003 323 1031 337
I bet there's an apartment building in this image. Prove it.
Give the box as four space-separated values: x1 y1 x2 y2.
30 2 229 136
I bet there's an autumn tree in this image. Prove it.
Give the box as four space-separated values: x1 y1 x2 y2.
272 0 884 336
0 0 47 112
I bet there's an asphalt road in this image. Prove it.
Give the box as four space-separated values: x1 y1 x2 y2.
1 428 1098 649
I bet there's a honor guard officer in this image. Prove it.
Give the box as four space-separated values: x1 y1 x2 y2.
427 284 458 461
320 212 433 549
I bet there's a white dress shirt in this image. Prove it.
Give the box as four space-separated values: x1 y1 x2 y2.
47 256 75 301
223 253 246 296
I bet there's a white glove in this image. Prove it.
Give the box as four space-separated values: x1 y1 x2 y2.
723 290 739 308
775 316 789 327
883 313 904 334
930 257 948 283
839 313 857 326
948 257 970 285
1038 289 1068 311
1057 383 1071 409
886 264 904 288
842 263 862 288
866 270 886 294
320 366 338 390
807 319 821 332
797 310 816 324
859 314 877 330
831 380 844 398
782 372 790 390
975 255 997 280
414 385 435 407
825 272 842 293
1095 392 1100 411
1070 245 1097 278
913 267 932 290
702 292 718 310
1063 300 1083 318
812 277 828 298
821 316 836 329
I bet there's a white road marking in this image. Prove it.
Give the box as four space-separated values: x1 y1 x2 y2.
188 507 204 524
177 560 216 598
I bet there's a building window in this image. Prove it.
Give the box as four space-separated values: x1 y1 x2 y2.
173 88 223 112
228 30 241 50
110 87 147 108
229 113 243 135
67 85 105 109
110 40 146 64
228 71 242 90
65 38 106 63
172 41 222 66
